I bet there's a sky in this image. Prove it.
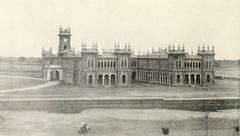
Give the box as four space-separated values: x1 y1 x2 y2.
0 0 239 59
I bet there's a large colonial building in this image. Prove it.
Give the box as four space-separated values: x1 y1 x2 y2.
42 28 215 87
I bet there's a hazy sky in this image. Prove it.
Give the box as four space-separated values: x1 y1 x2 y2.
0 0 239 59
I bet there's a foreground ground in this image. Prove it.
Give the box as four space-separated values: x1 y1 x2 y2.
0 109 239 136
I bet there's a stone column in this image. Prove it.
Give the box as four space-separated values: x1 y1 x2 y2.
189 75 191 85
109 76 111 87
103 76 105 86
194 75 196 85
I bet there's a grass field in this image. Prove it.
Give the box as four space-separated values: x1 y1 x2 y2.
215 67 239 78
0 72 239 99
0 77 45 90
0 109 239 136
5 79 239 99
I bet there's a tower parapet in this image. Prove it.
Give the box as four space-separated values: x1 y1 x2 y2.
113 43 131 54
58 27 71 35
197 45 215 55
168 44 186 54
81 42 98 53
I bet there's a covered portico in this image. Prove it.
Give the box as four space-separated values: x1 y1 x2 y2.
44 65 63 81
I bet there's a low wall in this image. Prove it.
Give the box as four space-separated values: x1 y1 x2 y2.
0 98 239 112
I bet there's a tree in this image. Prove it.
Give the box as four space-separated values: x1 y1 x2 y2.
19 56 26 62
161 127 169 136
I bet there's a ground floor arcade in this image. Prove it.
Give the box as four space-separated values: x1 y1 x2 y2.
135 70 214 86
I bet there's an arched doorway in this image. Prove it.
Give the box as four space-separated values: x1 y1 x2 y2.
185 74 189 84
110 74 116 86
88 75 93 86
50 70 59 80
196 74 201 85
207 75 211 83
98 74 103 86
190 74 195 85
177 75 181 84
104 74 109 86
165 74 167 83
122 75 126 84
170 74 173 84
146 72 149 81
132 71 137 80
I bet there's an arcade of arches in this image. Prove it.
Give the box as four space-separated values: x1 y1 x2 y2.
137 70 211 85
87 74 121 87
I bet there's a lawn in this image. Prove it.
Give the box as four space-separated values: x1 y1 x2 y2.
0 109 239 136
0 77 46 90
6 79 240 99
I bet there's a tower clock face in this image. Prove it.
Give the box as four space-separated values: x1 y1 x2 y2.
63 38 68 43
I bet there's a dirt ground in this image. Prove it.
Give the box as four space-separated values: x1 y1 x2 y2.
0 109 239 136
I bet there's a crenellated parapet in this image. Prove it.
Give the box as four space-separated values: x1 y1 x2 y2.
58 27 71 35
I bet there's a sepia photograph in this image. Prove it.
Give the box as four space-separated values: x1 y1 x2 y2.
0 0 239 135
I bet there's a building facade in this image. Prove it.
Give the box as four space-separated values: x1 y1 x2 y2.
42 28 215 87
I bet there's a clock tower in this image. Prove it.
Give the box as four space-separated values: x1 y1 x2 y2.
58 27 71 54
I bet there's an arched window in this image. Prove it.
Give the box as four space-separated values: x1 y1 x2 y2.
207 75 211 83
160 73 162 83
91 60 94 67
177 75 181 83
114 62 116 68
124 60 127 68
196 74 201 84
98 74 103 85
132 71 137 80
110 74 116 86
190 74 195 84
88 75 93 85
88 60 91 67
185 74 189 84
104 74 110 86
98 62 100 68
110 62 113 68
170 74 173 84
122 75 126 84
